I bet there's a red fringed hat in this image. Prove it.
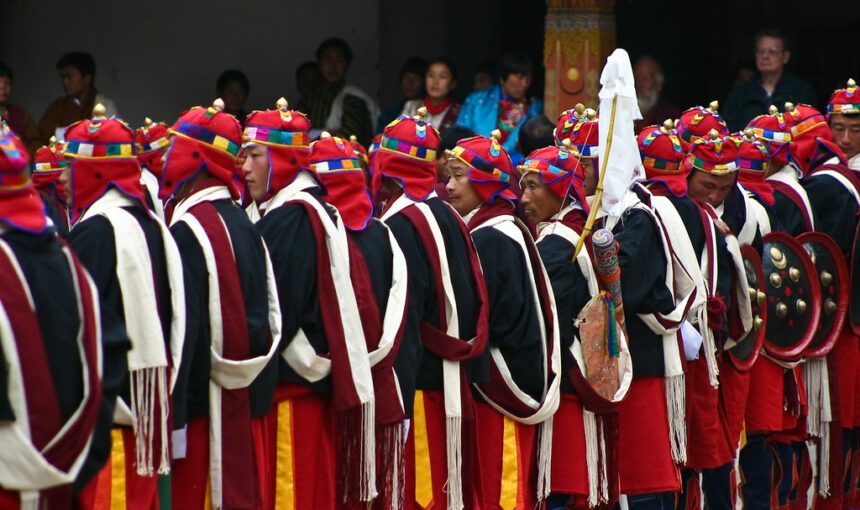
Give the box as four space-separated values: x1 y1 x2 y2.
64 104 147 222
242 98 313 203
0 125 47 232
32 136 67 200
746 105 792 168
518 139 589 211
446 129 516 204
676 101 729 148
372 107 440 201
827 78 860 118
135 117 171 178
312 132 373 231
160 98 243 200
637 120 687 196
782 103 845 174
733 129 774 205
683 129 740 177
554 104 600 158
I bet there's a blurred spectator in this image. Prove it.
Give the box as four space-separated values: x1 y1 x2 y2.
0 63 39 154
377 57 428 132
732 60 756 87
473 59 496 91
39 52 118 144
633 56 680 134
216 69 250 125
518 115 555 157
457 51 542 164
302 37 380 146
401 58 461 131
295 61 322 104
723 29 816 131
436 125 474 201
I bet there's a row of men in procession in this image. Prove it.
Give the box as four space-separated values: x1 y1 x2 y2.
1 45 859 509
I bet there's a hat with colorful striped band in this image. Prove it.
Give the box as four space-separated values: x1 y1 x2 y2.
64 104 147 222
518 139 589 211
135 117 170 178
683 129 739 176
312 132 373 231
32 137 67 199
782 103 845 175
733 129 774 205
746 105 793 168
0 124 46 233
242 97 313 203
371 107 441 201
160 98 243 200
554 104 600 158
827 79 860 118
447 129 516 203
638 119 688 196
676 101 728 149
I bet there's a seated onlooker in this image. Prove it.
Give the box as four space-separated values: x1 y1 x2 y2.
456 51 542 164
632 55 680 134
295 61 322 105
517 115 555 157
401 58 461 132
723 28 816 131
216 69 250 125
0 63 39 154
377 57 427 132
472 58 496 91
38 52 118 144
301 37 380 146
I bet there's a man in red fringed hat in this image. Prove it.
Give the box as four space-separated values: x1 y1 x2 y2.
827 79 860 171
793 88 860 510
822 78 860 508
0 124 106 509
32 136 70 236
521 141 628 509
241 98 377 508
310 131 410 509
638 125 752 509
554 105 599 197
58 104 187 510
444 130 561 509
160 98 281 510
374 108 489 509
135 117 171 219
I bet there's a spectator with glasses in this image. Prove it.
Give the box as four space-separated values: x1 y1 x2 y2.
723 29 817 131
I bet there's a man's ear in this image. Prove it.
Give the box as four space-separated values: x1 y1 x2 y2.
782 51 791 65
83 73 93 87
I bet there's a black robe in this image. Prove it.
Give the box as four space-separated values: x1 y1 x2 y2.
802 172 859 254
536 210 592 395
170 198 276 422
384 196 484 417
607 187 676 377
471 211 544 402
255 188 337 395
70 207 182 488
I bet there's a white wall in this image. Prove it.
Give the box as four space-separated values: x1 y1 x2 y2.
0 0 380 128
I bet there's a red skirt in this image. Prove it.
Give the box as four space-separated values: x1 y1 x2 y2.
78 427 159 510
745 357 785 433
686 358 733 469
261 383 336 510
718 356 751 452
170 414 270 510
617 377 680 494
404 390 480 509
834 332 859 429
549 393 589 496
474 401 538 510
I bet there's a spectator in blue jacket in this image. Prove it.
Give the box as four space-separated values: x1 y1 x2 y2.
456 51 543 164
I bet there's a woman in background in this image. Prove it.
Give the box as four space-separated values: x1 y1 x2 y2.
401 57 461 131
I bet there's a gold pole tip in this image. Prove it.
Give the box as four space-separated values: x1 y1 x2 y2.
92 103 107 118
276 97 288 110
